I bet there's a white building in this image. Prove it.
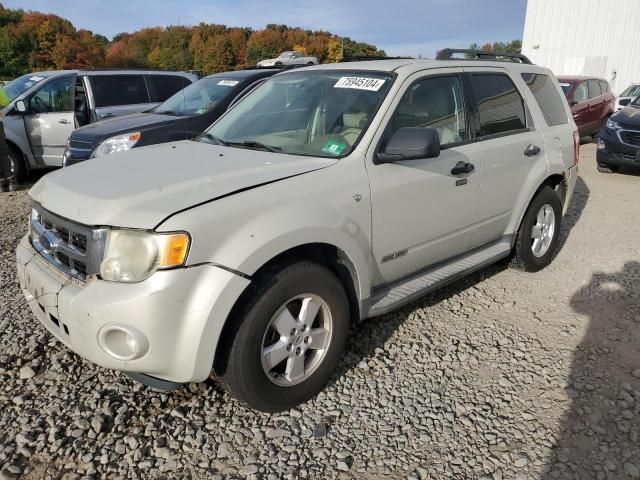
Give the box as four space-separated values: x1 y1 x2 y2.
522 0 640 93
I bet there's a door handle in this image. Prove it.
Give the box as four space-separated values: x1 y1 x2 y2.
101 113 116 118
450 161 475 175
524 144 541 157
58 119 71 125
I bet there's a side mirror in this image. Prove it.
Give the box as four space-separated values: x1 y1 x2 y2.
15 100 27 114
376 127 440 164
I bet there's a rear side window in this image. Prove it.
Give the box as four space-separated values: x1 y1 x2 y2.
148 75 190 102
599 80 609 94
471 73 526 137
588 80 602 99
521 73 568 126
573 82 588 103
90 75 150 107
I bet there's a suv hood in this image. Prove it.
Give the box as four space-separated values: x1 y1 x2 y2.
71 112 184 144
30 140 337 229
613 104 640 125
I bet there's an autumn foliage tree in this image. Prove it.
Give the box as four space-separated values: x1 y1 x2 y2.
0 3 385 78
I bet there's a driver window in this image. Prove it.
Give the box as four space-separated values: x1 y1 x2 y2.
29 76 74 114
573 82 588 104
390 75 468 147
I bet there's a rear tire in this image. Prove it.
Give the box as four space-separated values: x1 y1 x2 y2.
220 261 349 412
597 163 618 173
511 186 562 272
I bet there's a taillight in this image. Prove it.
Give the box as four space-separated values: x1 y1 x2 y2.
573 130 580 165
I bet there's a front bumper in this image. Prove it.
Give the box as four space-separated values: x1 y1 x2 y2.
596 128 640 169
16 235 250 383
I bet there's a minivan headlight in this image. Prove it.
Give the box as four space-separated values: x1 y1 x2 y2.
606 118 621 130
99 230 190 283
92 132 141 158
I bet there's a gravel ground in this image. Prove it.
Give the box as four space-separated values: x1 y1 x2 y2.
1 144 640 480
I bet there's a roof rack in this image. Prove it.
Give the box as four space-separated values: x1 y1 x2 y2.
340 55 414 62
436 49 532 65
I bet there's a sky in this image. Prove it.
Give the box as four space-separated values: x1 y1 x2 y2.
3 0 528 59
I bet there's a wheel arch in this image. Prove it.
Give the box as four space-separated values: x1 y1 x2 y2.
515 172 567 234
212 242 362 376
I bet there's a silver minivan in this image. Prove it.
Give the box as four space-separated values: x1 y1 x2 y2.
1 70 196 178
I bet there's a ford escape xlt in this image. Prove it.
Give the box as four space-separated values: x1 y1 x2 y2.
17 52 578 412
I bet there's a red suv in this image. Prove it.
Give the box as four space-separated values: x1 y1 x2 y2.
558 76 615 137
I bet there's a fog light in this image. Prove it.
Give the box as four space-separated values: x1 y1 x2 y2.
597 138 606 150
98 325 149 361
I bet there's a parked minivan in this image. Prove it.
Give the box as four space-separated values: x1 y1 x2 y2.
1 70 196 179
557 76 615 137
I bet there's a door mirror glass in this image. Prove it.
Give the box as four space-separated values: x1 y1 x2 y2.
377 127 440 163
15 100 26 113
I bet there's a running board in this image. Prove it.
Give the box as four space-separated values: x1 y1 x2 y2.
363 237 513 318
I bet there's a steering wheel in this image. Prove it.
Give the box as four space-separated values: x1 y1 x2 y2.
31 96 48 113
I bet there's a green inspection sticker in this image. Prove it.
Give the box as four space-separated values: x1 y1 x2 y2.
321 140 346 156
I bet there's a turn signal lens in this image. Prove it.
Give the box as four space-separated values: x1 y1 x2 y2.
158 233 190 267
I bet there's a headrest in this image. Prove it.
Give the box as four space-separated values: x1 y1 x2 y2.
343 111 368 128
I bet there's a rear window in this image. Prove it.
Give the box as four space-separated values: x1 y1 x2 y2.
521 73 568 126
559 83 572 96
471 73 526 137
90 75 150 107
148 75 190 102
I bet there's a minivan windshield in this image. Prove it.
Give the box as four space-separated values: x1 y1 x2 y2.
155 77 241 116
201 70 393 158
4 73 47 102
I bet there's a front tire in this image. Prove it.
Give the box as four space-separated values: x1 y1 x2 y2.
220 261 349 412
511 186 562 272
5 145 27 184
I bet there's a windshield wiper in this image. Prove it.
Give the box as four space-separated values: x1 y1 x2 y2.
225 140 282 153
196 132 228 145
155 110 184 116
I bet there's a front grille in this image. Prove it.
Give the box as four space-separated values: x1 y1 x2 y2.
620 131 640 147
69 140 94 150
30 204 106 281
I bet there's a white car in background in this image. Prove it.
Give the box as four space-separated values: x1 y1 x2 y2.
615 83 640 111
257 51 318 67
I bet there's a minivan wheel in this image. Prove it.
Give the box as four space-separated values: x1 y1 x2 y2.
220 261 349 412
511 186 562 272
597 163 618 173
6 145 27 184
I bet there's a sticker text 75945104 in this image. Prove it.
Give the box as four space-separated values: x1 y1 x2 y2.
334 77 386 91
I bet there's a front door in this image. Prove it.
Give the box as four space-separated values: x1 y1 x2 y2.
23 75 75 166
368 69 482 285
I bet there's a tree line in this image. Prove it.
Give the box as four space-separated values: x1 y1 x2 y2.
0 3 385 77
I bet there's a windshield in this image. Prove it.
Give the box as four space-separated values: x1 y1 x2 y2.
4 73 47 102
154 78 241 116
621 85 640 98
202 70 393 158
559 83 572 96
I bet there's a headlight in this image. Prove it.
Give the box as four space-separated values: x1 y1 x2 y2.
606 118 621 130
99 230 190 283
92 132 141 158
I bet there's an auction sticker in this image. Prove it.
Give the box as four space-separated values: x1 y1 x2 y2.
334 77 385 91
321 140 346 156
218 80 239 86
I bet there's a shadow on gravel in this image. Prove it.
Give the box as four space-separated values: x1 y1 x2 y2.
556 175 589 253
543 262 640 479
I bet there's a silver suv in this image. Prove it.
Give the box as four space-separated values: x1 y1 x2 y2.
2 70 196 178
16 53 578 412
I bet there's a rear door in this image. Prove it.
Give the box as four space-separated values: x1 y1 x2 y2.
23 75 76 166
462 67 546 247
588 79 605 131
89 75 155 120
570 81 590 135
